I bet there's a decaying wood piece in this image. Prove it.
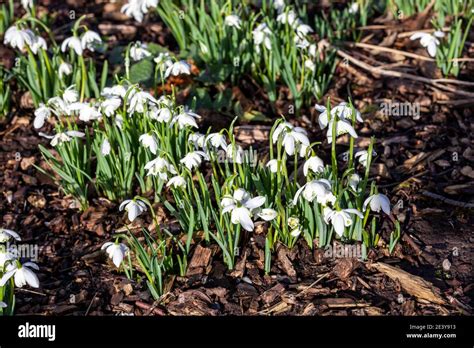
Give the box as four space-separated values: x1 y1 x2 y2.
370 262 445 305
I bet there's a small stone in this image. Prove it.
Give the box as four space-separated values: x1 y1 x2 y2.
442 259 451 272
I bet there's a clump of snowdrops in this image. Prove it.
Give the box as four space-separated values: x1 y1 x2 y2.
0 228 40 316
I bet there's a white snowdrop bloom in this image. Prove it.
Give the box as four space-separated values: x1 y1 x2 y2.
139 133 159 155
164 60 191 78
21 0 33 10
304 59 315 72
63 85 79 104
225 14 242 29
144 156 177 180
225 143 244 164
80 30 102 51
180 151 208 170
221 188 266 232
206 133 227 150
294 35 310 49
0 262 40 288
363 194 391 215
154 52 173 70
277 10 298 27
189 133 206 149
326 119 358 144
101 97 121 117
266 159 278 173
130 41 151 61
410 31 445 58
102 85 127 98
101 242 128 267
47 96 69 116
69 102 102 122
315 102 363 129
4 26 35 51
293 179 336 206
127 90 158 114
29 35 47 54
119 198 148 221
40 130 85 147
296 23 313 37
272 121 309 157
253 23 272 51
0 229 21 243
273 0 286 12
308 44 317 57
0 248 15 268
149 105 173 122
354 149 376 168
348 2 359 14
288 216 301 237
0 301 6 308
58 62 73 79
303 156 324 176
171 109 200 129
348 173 360 191
257 208 278 221
115 115 124 129
121 0 158 23
323 207 363 237
61 36 83 55
166 175 187 189
34 103 52 129
101 138 111 156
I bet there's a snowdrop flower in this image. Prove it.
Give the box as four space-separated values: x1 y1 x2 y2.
47 96 69 116
102 242 128 267
276 10 298 27
180 151 208 170
102 85 127 98
171 109 200 129
164 60 191 78
40 130 85 147
315 102 363 129
257 208 278 221
149 105 173 122
273 0 286 12
189 133 206 149
355 150 376 168
139 133 159 155
253 23 272 51
0 262 40 288
294 35 310 49
288 216 302 237
272 121 309 157
154 52 173 70
308 44 317 57
0 301 6 308
81 30 102 51
166 175 187 189
144 156 177 180
101 138 111 156
4 26 35 51
326 119 358 144
69 102 102 122
225 143 244 164
363 194 391 215
29 35 47 54
121 0 158 23
61 36 83 55
63 85 79 104
225 15 242 29
221 188 266 231
0 229 21 243
58 62 73 79
303 156 324 176
127 90 157 114
266 159 278 173
410 31 445 57
304 59 315 72
348 2 359 14
296 23 313 37
323 207 363 237
34 103 52 129
0 248 15 268
21 0 33 10
293 179 336 206
348 173 360 191
206 133 227 150
119 198 148 221
101 97 122 117
130 41 151 61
